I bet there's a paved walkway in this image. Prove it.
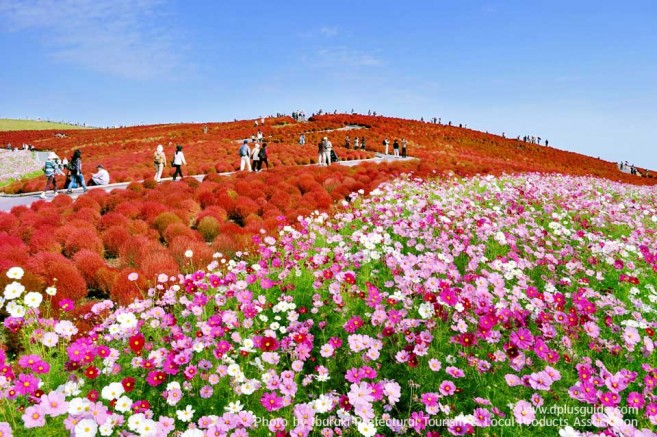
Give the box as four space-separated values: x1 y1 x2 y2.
0 154 415 211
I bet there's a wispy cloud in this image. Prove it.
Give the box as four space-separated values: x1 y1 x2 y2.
319 26 339 37
309 47 384 68
0 0 182 80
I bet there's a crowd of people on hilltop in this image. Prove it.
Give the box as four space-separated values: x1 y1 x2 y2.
618 161 648 177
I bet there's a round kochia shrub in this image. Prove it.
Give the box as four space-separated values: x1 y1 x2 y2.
63 227 104 257
26 252 86 305
152 211 182 237
196 215 220 242
72 249 107 289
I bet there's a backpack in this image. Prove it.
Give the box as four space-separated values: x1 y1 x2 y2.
43 161 55 176
239 144 249 157
258 147 266 160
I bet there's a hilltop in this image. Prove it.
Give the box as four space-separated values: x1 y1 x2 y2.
0 118 90 132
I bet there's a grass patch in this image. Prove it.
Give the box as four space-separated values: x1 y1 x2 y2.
0 118 90 131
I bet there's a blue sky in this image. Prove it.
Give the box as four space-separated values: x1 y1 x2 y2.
1 0 656 169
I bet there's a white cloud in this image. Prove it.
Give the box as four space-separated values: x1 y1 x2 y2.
319 26 339 37
310 47 383 68
0 0 181 80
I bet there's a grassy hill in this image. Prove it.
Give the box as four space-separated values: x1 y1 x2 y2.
0 118 90 131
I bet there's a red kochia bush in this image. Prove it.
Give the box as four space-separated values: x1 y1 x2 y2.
110 268 147 306
27 252 87 305
139 250 180 281
29 227 62 254
118 235 159 268
0 212 19 233
163 222 201 245
102 226 132 258
196 216 220 242
152 211 182 236
98 212 131 231
73 249 107 289
168 236 214 272
63 228 104 257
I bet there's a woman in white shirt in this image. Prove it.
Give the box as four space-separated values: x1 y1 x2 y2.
172 144 187 181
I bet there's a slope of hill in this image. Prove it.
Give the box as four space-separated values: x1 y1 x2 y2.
0 114 654 195
0 118 91 131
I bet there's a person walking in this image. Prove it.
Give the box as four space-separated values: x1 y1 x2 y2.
251 141 261 172
361 137 366 150
171 144 186 181
401 138 407 158
393 139 400 157
239 140 252 171
317 138 325 166
299 134 305 146
323 137 333 166
354 137 359 149
383 137 390 155
154 144 166 182
66 150 87 194
40 152 60 198
259 142 269 170
345 135 350 149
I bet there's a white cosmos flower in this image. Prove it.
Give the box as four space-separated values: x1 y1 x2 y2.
45 286 57 296
6 301 26 318
176 405 195 422
74 418 98 437
23 291 43 308
101 382 125 400
6 267 24 279
224 401 244 413
3 281 25 300
115 396 133 413
357 421 377 437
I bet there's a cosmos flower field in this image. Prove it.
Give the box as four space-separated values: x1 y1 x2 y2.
1 173 657 436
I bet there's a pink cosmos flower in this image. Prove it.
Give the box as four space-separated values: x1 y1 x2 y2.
15 373 39 396
268 417 287 433
448 421 473 435
445 366 465 378
58 299 75 312
528 371 553 391
627 392 645 410
22 405 45 428
348 382 374 407
513 400 535 425
420 392 439 407
261 392 284 412
199 385 213 399
473 408 492 427
428 359 442 372
0 422 12 437
439 380 456 397
599 391 621 407
510 328 534 350
40 391 68 417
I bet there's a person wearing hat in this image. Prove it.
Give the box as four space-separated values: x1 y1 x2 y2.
153 144 166 182
322 136 333 166
239 139 251 171
40 152 61 198
89 164 110 186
